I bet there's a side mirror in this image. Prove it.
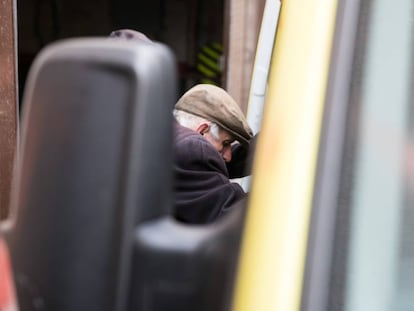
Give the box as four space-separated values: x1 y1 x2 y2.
7 38 177 311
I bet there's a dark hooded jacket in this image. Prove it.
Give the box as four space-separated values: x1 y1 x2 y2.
174 121 253 224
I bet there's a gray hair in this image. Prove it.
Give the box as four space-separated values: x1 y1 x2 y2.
173 109 220 140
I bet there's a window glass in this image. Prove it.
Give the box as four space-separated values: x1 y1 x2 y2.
342 0 414 310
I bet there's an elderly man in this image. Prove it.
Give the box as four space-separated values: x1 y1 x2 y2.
107 31 253 223
173 84 254 224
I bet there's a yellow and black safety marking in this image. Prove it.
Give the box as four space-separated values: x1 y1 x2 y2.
196 42 223 86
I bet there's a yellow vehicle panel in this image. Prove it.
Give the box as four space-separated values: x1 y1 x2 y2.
232 0 339 310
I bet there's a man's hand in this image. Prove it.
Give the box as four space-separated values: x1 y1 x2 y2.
226 134 258 178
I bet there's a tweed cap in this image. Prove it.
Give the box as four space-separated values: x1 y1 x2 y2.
175 84 253 144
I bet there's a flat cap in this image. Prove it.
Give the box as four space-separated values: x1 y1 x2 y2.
175 84 253 144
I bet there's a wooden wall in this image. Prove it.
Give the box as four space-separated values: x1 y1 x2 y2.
0 0 18 219
224 0 266 113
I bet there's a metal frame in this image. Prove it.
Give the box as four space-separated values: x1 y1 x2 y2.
300 0 362 310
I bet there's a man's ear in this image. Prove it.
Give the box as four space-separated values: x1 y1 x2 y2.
195 123 209 135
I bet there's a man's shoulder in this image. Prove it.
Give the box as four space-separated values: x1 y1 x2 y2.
174 123 209 147
174 122 220 164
